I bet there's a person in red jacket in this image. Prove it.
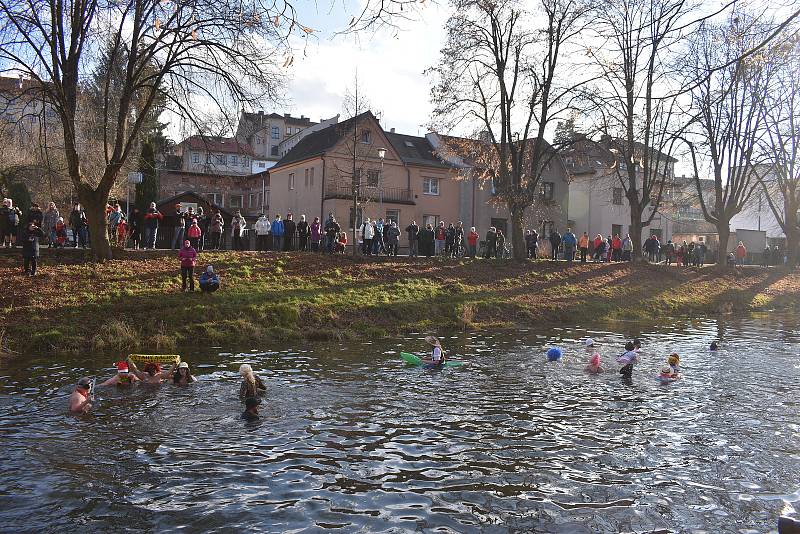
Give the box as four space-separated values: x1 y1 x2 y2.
187 219 202 250
611 234 622 261
178 239 198 291
466 227 479 258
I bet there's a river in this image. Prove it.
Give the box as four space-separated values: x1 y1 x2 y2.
1 315 799 533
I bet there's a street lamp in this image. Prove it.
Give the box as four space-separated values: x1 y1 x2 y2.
377 148 386 214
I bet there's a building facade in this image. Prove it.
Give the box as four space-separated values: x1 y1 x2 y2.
235 111 318 162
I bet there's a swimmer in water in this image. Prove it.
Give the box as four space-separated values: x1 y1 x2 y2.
668 353 681 375
126 358 174 385
658 365 675 381
585 353 603 373
242 397 260 421
421 336 445 367
171 361 197 386
68 377 93 413
617 341 640 378
710 341 719 351
98 361 140 386
238 364 267 400
633 338 642 351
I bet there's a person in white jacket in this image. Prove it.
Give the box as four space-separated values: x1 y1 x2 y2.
361 217 374 255
254 214 271 252
231 211 247 250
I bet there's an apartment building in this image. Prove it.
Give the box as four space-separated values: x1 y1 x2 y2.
235 111 317 162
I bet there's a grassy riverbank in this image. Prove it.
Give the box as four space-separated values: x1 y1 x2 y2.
1 248 799 355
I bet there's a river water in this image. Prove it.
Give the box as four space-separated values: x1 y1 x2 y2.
1 315 799 533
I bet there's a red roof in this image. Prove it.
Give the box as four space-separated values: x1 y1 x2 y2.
178 135 254 157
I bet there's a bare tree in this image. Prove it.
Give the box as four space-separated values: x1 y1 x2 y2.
0 0 303 259
586 0 689 260
429 0 590 260
683 14 779 265
759 33 800 266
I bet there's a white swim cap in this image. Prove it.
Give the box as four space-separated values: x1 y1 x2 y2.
584 338 595 347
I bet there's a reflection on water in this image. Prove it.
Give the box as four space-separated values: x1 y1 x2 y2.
1 315 799 532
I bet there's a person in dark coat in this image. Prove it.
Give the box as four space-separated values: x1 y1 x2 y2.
296 215 310 251
405 221 420 257
283 213 296 251
21 221 44 276
419 224 435 257
484 227 497 258
549 230 562 260
129 207 142 249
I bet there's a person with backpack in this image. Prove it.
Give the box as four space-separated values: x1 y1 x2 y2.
3 199 22 248
21 221 44 276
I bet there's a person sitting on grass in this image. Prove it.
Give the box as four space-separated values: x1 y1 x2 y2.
239 364 267 400
172 361 197 386
69 377 93 414
99 361 140 386
199 265 220 293
335 231 348 254
242 397 260 421
178 239 197 292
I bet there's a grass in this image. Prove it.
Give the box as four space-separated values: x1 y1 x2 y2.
0 248 798 356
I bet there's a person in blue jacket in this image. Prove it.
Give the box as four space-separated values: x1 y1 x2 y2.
561 228 578 263
199 265 220 292
271 215 284 252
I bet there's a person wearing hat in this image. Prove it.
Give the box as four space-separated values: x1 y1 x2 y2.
126 357 174 384
242 397 260 421
171 361 197 386
658 365 675 382
99 361 140 386
546 347 562 362
199 265 221 292
710 341 719 351
422 336 446 367
584 338 595 350
69 377 94 413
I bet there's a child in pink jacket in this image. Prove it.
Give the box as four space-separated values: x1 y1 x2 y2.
178 239 198 291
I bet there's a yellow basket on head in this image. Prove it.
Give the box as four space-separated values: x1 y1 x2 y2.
128 354 181 365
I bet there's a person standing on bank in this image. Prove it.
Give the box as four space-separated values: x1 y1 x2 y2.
143 202 163 249
310 216 322 252
283 213 296 251
361 217 374 255
231 210 247 251
271 215 284 251
178 239 197 291
171 203 186 250
43 202 60 247
22 221 44 276
406 220 420 257
254 214 270 252
386 221 401 256
297 215 310 251
209 209 224 250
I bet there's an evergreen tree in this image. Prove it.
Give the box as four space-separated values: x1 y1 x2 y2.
135 142 158 214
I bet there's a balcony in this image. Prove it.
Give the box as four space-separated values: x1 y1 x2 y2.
323 181 415 205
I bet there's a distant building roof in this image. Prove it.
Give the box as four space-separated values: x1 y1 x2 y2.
385 132 449 168
177 135 254 156
237 111 317 139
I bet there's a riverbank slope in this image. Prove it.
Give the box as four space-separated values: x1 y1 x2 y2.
1 249 798 355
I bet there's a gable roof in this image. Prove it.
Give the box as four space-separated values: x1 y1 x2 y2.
271 111 376 170
385 132 449 168
237 111 316 139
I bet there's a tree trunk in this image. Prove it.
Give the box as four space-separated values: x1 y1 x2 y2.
79 188 113 261
717 223 731 267
785 225 799 268
510 206 525 260
629 207 643 261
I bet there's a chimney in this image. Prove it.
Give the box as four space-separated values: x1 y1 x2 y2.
284 113 290 118
390 128 395 133
258 110 263 115
300 114 305 119
18 74 23 90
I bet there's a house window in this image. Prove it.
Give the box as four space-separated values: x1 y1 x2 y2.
367 170 379 187
271 126 280 139
310 167 315 186
271 145 279 156
249 193 262 208
205 153 211 164
215 154 225 164
619 162 628 171
423 177 440 195
304 168 309 187
229 155 238 165
241 157 248 167
192 152 199 164
540 182 554 201
423 215 439 229
230 195 243 209
612 224 622 237
289 173 295 190
207 192 222 206
360 129 371 144
613 188 624 205
256 136 262 145
385 210 400 225
258 162 266 169
349 207 363 230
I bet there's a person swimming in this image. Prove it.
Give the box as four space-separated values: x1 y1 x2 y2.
242 397 260 421
585 353 603 373
668 353 681 375
710 341 719 351
633 338 642 351
98 361 140 387
126 358 174 385
238 364 267 400
171 361 197 386
584 338 595 349
617 341 640 378
421 336 445 366
68 377 93 413
658 365 675 382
